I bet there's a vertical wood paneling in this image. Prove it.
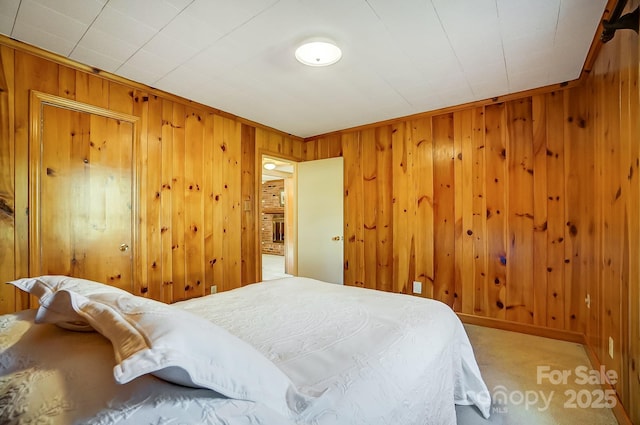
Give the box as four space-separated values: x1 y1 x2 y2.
15 52 58 310
75 72 108 108
392 122 414 294
558 91 588 336
506 99 535 324
624 2 640 417
58 66 75 100
171 103 186 300
133 92 149 296
184 108 205 298
531 95 548 326
146 95 163 300
617 16 638 411
109 82 133 115
546 92 568 329
343 131 365 287
471 107 488 315
40 106 72 276
484 104 507 319
211 115 225 291
203 113 215 294
432 114 455 306
0 43 306 315
601 33 624 395
453 113 464 311
454 111 474 313
223 117 242 289
376 126 393 292
241 124 257 285
160 99 174 302
412 118 434 298
0 46 15 313
361 128 378 290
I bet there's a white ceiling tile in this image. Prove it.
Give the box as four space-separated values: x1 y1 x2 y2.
120 49 177 83
165 0 194 9
11 21 76 56
0 15 14 36
0 0 19 34
106 0 185 30
433 0 501 46
155 13 225 53
183 0 279 34
143 31 199 67
91 6 156 46
116 64 159 87
509 68 552 92
17 0 88 43
465 61 507 84
75 27 138 64
30 0 106 25
70 44 122 72
470 80 510 100
184 38 248 77
497 0 560 32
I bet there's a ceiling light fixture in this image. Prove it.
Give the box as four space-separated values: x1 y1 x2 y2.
295 41 342 67
263 162 277 170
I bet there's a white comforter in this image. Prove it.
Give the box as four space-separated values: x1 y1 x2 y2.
0 277 490 424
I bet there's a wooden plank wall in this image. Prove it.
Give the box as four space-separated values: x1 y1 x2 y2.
304 5 639 416
0 42 305 313
306 95 589 328
582 0 639 420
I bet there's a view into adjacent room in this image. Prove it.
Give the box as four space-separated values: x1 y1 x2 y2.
261 156 294 281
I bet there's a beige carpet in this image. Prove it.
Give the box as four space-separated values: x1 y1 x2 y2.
456 324 619 425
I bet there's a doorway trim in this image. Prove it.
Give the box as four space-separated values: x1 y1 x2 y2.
256 149 298 281
29 90 140 287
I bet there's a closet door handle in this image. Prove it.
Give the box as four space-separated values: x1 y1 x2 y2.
119 243 129 252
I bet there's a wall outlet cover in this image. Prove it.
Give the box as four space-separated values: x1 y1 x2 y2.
412 280 422 294
608 336 614 359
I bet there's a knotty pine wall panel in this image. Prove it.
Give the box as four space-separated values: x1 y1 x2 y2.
0 42 305 313
304 13 639 418
0 46 15 314
580 2 639 418
305 93 596 328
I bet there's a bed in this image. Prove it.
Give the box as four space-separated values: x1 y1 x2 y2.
0 275 491 425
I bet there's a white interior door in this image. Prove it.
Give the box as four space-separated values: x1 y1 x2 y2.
297 157 344 284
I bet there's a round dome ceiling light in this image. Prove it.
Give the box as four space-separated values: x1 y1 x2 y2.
295 41 342 67
263 162 277 170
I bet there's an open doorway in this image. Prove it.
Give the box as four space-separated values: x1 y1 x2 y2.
261 155 296 281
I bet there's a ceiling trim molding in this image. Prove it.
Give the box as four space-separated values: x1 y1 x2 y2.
304 78 580 141
581 0 620 78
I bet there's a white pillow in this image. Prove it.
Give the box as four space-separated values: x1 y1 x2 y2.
7 275 129 331
41 288 317 418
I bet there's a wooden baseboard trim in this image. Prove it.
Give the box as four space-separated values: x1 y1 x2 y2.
457 313 586 344
582 343 633 425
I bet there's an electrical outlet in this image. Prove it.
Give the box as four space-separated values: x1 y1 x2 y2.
210 285 217 295
609 337 614 359
412 280 422 294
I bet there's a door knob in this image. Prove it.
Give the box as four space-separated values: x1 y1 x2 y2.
119 243 129 252
331 236 343 241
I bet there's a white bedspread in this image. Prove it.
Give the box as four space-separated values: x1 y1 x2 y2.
0 276 490 424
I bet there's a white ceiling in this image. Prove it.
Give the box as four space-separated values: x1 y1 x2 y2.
0 0 608 138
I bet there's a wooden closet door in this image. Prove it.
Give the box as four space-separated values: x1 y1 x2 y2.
37 104 134 291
